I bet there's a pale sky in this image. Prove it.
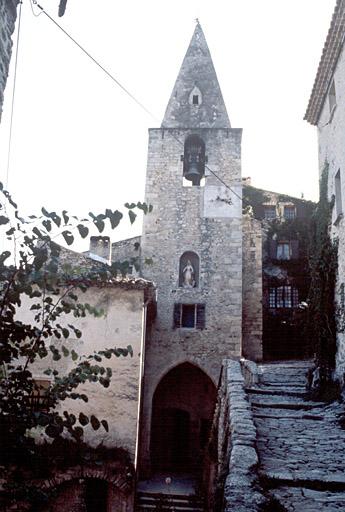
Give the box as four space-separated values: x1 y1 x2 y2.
0 0 335 247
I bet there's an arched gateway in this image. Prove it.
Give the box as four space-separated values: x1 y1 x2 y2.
150 363 217 473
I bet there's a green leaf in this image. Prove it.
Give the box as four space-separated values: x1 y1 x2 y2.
62 230 74 245
124 202 136 209
94 218 105 233
62 210 69 225
71 349 78 361
53 351 61 361
79 412 89 426
105 209 123 229
77 224 89 239
0 251 11 265
90 415 100 430
73 426 83 438
128 211 137 224
42 219 52 232
33 227 44 239
137 201 148 214
62 328 69 339
99 377 110 388
62 345 69 357
0 215 9 225
101 419 109 432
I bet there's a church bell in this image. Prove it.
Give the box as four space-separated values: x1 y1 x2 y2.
184 162 201 185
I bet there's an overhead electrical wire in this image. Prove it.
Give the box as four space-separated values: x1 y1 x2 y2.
30 2 242 202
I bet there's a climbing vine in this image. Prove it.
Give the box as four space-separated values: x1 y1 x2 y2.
307 162 338 394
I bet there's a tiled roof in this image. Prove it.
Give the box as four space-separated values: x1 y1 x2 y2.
304 0 345 125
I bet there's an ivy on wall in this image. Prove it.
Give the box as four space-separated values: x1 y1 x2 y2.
307 162 338 391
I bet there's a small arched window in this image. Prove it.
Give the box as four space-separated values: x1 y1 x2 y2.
179 251 200 288
183 135 205 187
189 86 202 106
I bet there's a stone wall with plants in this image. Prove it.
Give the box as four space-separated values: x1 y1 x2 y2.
306 163 338 396
206 360 266 511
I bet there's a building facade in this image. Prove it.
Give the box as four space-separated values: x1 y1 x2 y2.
305 0 345 381
98 24 313 477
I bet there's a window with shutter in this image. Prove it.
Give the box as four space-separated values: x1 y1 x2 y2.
173 303 206 329
264 206 276 220
283 206 296 220
173 303 181 328
196 304 206 329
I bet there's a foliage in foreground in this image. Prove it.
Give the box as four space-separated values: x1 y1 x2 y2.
0 183 150 470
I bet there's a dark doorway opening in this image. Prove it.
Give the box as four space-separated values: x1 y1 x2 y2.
85 479 108 512
150 363 216 474
151 407 190 471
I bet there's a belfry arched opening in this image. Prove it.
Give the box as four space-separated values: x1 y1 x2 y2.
150 363 217 473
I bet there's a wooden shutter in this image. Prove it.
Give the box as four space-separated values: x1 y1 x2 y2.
196 304 206 330
173 303 181 328
290 240 299 259
269 239 277 259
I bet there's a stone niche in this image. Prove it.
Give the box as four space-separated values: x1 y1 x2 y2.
179 250 200 288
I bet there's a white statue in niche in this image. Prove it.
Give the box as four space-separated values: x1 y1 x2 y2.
183 260 196 288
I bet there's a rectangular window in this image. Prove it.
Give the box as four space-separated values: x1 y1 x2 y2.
193 95 199 105
173 303 205 329
329 80 337 113
284 206 296 220
181 304 196 327
268 286 299 308
335 169 343 217
277 242 291 260
264 206 276 220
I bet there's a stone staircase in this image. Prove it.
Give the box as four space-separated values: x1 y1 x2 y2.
136 491 204 511
247 360 345 511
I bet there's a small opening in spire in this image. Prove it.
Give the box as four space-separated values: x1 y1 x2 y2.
189 86 202 107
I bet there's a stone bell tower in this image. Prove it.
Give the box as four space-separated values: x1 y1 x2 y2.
139 23 243 475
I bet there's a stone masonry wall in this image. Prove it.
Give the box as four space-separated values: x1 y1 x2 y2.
111 235 142 274
242 215 263 361
216 360 265 512
139 127 242 473
0 0 19 121
317 42 345 382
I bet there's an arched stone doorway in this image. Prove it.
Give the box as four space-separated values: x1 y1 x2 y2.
150 363 217 473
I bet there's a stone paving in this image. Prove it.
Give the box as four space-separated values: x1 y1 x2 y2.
247 361 345 511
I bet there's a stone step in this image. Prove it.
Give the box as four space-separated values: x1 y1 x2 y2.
250 397 325 410
262 469 345 489
270 487 345 512
253 411 324 420
257 382 306 389
246 386 307 398
258 374 308 385
136 492 204 512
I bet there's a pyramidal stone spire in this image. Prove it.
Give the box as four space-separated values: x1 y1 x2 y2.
161 22 231 129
